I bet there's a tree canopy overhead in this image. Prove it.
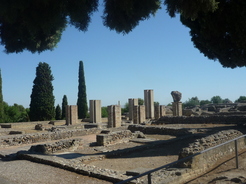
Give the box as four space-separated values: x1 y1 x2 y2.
1 0 246 68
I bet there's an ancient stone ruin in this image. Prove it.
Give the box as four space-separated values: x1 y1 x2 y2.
0 89 246 184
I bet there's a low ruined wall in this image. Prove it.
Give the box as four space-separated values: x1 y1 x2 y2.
128 124 192 136
0 128 101 147
97 130 136 146
29 139 82 154
155 115 246 125
0 120 66 129
178 129 245 169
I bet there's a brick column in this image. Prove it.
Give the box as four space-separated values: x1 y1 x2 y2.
128 98 138 121
172 102 182 116
89 100 101 123
107 105 121 128
144 89 154 119
66 105 78 125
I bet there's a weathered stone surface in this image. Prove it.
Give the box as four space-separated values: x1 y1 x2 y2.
171 91 182 102
178 130 244 168
155 115 246 125
0 128 101 148
29 139 82 154
128 124 192 136
35 124 44 131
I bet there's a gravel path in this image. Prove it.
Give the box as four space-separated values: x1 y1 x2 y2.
0 159 112 184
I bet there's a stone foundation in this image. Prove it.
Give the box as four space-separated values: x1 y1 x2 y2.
128 124 193 136
178 129 245 169
155 115 246 124
0 128 101 147
96 130 136 146
29 139 82 154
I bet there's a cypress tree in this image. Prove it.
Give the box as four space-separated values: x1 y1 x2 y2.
77 61 88 119
29 62 55 121
61 95 68 119
0 69 4 123
55 104 62 120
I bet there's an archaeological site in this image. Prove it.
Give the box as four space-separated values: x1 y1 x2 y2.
0 90 246 184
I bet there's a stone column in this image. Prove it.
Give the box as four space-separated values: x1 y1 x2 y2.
66 105 78 125
172 102 182 116
160 105 166 117
89 100 101 123
139 105 146 124
144 89 154 119
128 98 138 121
107 105 121 128
66 105 71 125
154 105 161 120
133 105 146 124
133 105 139 124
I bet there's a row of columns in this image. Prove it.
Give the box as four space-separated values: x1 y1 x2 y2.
66 90 183 126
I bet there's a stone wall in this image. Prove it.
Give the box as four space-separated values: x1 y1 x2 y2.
0 120 65 129
96 130 140 146
0 128 101 148
128 124 193 136
29 139 82 154
155 115 246 125
178 130 245 169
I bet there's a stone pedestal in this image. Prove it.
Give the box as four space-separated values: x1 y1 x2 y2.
133 105 146 124
128 98 138 121
172 102 182 116
90 100 101 123
66 105 78 125
144 90 154 119
107 105 121 128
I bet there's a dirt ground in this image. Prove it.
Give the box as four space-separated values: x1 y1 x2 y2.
0 123 246 184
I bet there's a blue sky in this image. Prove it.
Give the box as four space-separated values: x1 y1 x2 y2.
1 3 246 108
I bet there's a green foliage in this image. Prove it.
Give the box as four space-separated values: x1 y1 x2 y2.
211 96 223 104
183 96 200 108
154 101 160 106
3 102 29 123
222 98 232 104
0 0 98 53
61 95 68 119
235 96 246 103
0 69 4 123
55 104 62 120
77 61 88 119
103 0 161 34
29 62 55 121
138 98 144 105
101 107 108 118
200 100 211 106
121 102 129 114
2 0 246 68
180 0 246 68
164 0 219 19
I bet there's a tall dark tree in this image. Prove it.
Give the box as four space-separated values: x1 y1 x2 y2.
0 69 4 123
61 95 68 119
29 62 55 121
55 104 62 120
77 61 88 119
